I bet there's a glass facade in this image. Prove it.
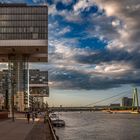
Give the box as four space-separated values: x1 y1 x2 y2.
0 5 48 40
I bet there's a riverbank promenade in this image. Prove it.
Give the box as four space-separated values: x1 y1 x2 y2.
0 113 53 140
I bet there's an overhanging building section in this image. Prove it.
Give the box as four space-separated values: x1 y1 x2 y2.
29 69 49 97
0 4 48 62
0 40 48 62
30 84 49 97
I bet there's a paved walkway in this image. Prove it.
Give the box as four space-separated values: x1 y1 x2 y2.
25 118 53 140
0 113 53 140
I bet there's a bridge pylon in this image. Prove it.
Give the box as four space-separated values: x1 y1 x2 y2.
132 88 139 112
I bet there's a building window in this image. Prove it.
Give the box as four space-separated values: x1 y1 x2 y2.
0 6 47 40
32 33 38 39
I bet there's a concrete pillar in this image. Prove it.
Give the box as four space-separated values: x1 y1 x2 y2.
8 55 29 112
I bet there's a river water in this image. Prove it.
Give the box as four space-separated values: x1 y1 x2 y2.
55 111 140 140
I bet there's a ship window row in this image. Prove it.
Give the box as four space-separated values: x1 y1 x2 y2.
0 33 47 40
0 7 48 14
0 21 47 27
0 14 47 21
0 27 47 33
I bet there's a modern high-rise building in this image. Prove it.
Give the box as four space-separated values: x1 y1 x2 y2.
0 69 49 111
122 97 133 107
0 3 48 111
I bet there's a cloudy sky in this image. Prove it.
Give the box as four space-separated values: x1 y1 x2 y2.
0 0 140 106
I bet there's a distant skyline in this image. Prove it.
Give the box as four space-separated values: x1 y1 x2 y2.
0 0 140 106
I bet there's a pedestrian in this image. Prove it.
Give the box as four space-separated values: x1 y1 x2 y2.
35 112 38 118
27 112 30 124
32 112 35 123
44 115 46 123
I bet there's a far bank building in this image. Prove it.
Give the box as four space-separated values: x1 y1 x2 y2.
0 3 48 111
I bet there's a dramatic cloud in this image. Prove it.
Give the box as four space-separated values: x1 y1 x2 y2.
0 0 140 90
47 0 140 90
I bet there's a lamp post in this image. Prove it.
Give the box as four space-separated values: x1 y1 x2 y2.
12 87 15 122
11 74 16 122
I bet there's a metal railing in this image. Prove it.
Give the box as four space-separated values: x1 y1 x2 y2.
47 117 58 140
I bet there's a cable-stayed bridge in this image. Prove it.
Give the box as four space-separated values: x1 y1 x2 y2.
49 88 140 113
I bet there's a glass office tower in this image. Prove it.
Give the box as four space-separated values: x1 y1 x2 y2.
0 3 48 111
0 3 47 40
0 3 48 62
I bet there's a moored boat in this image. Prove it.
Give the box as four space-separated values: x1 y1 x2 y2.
52 119 65 127
49 113 59 121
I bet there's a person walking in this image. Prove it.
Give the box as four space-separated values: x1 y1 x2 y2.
27 112 30 124
32 112 35 123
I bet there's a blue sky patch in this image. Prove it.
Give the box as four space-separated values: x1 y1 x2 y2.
56 1 73 11
81 5 98 17
78 37 107 50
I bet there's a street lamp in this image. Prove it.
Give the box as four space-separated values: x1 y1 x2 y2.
11 75 16 122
